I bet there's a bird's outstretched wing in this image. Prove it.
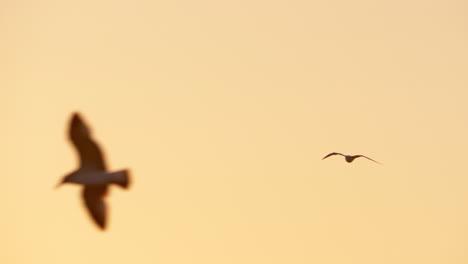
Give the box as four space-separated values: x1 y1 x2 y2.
322 152 345 160
69 113 107 170
82 186 108 230
356 155 381 164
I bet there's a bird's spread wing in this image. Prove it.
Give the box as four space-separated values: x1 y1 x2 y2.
357 155 381 164
69 113 107 170
82 186 108 230
322 152 344 160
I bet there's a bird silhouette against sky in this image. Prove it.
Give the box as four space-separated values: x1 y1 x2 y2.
322 152 381 164
56 112 131 230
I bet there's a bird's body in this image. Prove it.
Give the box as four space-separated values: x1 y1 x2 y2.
322 152 381 164
64 169 129 187
345 155 358 163
57 113 130 230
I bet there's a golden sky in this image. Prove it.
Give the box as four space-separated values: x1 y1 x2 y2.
3 0 468 263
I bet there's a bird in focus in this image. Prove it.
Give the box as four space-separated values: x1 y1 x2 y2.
56 112 131 230
322 152 381 164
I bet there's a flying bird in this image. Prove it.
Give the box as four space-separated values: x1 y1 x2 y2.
56 112 131 230
322 152 381 164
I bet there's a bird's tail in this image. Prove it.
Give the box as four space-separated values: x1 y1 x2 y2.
108 169 131 189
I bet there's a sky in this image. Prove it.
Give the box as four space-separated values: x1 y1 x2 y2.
2 0 468 263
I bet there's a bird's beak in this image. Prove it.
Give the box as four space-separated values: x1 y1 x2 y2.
55 181 63 189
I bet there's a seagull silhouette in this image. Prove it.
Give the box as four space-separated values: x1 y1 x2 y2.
322 152 381 164
56 113 131 230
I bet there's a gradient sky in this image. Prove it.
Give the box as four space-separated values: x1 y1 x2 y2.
3 0 468 263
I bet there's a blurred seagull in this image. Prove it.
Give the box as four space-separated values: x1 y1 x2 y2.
56 112 131 230
322 152 381 164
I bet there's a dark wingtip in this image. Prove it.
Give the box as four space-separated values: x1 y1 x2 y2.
97 222 106 230
89 219 106 231
322 152 334 160
69 112 91 140
90 209 107 231
71 112 83 123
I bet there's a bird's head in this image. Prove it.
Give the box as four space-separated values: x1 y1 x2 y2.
55 172 76 189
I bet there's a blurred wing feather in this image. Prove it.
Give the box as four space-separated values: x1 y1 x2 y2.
69 113 107 170
357 155 381 164
322 152 344 160
82 186 108 230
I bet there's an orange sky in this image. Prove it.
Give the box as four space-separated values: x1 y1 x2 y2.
3 0 468 263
